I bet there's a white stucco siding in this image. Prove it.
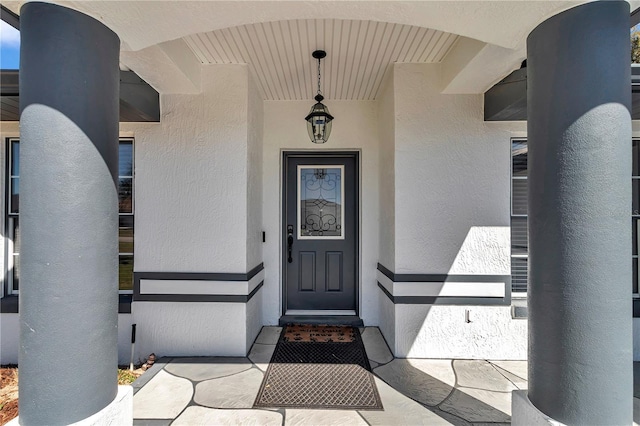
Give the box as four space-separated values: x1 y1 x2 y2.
395 305 527 359
377 68 396 272
132 65 251 273
117 314 134 365
262 101 380 326
392 63 511 275
378 292 396 353
247 72 264 271
246 291 263 350
132 301 248 358
0 313 19 364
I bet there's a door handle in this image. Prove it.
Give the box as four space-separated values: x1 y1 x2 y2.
287 225 294 263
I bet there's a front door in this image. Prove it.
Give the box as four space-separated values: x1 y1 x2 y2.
283 152 358 313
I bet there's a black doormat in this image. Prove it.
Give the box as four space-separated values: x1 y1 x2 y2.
253 325 383 410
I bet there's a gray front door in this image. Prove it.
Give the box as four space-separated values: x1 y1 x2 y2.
283 153 358 312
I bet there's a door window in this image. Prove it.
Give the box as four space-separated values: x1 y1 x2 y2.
297 165 344 239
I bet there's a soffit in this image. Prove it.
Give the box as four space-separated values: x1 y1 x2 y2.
183 19 458 101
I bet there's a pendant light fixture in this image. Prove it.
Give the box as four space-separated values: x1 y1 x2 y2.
305 50 334 144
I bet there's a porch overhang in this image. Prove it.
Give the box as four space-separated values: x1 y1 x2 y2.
484 64 640 121
1 69 160 122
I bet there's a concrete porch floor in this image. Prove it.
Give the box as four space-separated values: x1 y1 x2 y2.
130 327 638 425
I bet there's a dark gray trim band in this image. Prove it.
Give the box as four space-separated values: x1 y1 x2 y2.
133 263 264 301
377 263 511 284
378 282 509 306
134 263 264 284
134 281 264 303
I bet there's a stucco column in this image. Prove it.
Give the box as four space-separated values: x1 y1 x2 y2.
520 1 632 425
19 3 120 424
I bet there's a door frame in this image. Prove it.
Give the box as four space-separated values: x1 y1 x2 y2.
281 150 360 316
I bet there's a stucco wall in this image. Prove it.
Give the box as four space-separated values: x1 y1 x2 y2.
121 65 263 358
132 301 248 358
262 100 380 325
0 313 19 364
393 63 511 275
379 63 525 359
132 65 252 273
377 68 396 272
396 305 526 359
247 73 264 270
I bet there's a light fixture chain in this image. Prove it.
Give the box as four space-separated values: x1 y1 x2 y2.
317 57 322 96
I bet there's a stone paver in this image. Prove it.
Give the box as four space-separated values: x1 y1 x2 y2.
248 343 276 372
285 409 369 426
373 359 456 406
358 377 453 425
453 360 518 392
255 326 283 344
439 388 512 423
164 357 252 381
129 328 564 426
194 368 264 408
489 360 527 389
133 370 193 419
436 360 516 423
173 406 283 425
361 327 394 364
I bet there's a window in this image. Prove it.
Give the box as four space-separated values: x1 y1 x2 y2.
6 139 19 294
118 139 134 292
510 139 528 293
633 140 640 295
5 138 134 294
510 138 639 296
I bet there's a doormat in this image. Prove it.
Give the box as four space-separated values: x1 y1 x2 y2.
283 324 355 342
253 325 383 410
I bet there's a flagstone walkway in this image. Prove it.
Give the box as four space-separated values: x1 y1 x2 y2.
131 327 533 425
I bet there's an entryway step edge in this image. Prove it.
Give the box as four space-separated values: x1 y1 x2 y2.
278 315 364 327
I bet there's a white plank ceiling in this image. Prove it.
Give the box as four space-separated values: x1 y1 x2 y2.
183 19 459 101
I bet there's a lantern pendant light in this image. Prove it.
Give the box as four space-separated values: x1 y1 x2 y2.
305 50 334 144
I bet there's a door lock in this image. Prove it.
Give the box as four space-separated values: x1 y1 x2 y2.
287 225 294 263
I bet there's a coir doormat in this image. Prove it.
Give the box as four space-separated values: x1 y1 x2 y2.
253 325 383 410
283 324 355 342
